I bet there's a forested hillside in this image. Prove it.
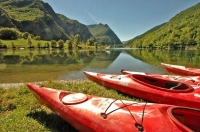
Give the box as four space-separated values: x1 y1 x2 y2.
126 3 200 49
0 0 93 42
0 0 121 45
0 0 71 40
58 14 92 42
87 23 122 45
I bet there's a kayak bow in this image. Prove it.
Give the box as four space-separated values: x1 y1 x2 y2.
161 63 200 76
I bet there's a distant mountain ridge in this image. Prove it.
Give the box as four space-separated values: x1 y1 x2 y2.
125 2 200 48
87 23 122 44
0 0 121 44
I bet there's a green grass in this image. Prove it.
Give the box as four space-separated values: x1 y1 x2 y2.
0 39 106 49
0 80 143 131
1 39 50 48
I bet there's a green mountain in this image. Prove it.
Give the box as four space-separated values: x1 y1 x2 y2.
0 8 16 28
0 0 121 44
0 0 92 41
87 23 122 44
57 14 92 42
126 3 200 49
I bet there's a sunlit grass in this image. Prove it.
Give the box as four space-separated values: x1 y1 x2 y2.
0 80 143 131
1 39 107 49
1 39 50 48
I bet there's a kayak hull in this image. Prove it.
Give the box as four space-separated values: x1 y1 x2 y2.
84 71 200 110
27 83 200 132
161 63 200 76
120 69 200 87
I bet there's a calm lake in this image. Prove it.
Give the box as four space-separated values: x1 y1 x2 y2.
0 48 200 83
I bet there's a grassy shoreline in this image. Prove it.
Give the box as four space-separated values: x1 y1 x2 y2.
0 39 109 50
0 80 144 131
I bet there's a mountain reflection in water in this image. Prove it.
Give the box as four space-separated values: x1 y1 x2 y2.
1 48 199 83
61 51 166 80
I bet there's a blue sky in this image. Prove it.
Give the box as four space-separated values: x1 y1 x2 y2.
42 0 200 41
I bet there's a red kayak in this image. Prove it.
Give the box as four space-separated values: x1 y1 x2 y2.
161 63 200 76
120 69 200 86
27 83 200 132
84 71 200 110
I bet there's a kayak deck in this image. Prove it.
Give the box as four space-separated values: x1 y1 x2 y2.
161 63 200 76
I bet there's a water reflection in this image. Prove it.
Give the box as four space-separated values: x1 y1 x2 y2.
125 49 200 67
62 51 166 80
1 48 200 83
0 49 122 83
0 49 123 65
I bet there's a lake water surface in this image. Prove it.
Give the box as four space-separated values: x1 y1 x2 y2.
0 48 200 83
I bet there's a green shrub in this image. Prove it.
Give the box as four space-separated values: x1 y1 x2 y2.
0 28 19 40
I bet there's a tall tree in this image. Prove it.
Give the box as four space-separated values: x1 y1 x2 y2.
57 39 64 48
27 35 32 47
73 34 80 48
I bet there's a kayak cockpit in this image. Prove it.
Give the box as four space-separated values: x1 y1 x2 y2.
131 74 194 93
168 107 200 132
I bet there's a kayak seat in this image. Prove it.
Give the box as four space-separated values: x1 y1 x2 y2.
170 82 182 90
164 82 182 90
165 82 177 89
144 78 157 82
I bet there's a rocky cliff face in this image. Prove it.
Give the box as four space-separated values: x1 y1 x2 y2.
0 0 92 41
11 16 69 40
58 14 93 42
0 8 15 28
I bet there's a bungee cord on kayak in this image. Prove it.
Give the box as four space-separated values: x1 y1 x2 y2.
110 75 122 80
100 99 147 132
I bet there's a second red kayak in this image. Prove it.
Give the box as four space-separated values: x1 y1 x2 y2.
27 83 200 132
161 63 200 76
120 69 200 86
84 71 200 110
